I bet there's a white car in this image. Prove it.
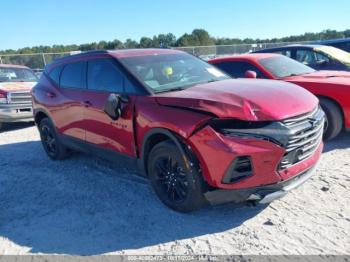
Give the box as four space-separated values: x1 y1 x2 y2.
0 64 38 129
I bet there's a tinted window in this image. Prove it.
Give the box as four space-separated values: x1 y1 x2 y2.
124 77 139 94
48 65 62 85
214 61 265 78
60 62 85 89
87 59 123 92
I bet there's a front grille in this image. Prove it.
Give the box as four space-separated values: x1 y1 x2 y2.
8 91 32 104
279 107 325 170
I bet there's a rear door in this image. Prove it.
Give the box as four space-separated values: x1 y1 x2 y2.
54 61 86 140
82 58 137 157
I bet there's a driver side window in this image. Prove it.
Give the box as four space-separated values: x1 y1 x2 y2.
214 61 265 79
87 59 123 93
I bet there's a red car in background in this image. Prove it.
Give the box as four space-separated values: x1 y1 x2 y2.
32 49 324 212
209 54 350 140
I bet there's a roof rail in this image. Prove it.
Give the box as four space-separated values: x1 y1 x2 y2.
49 49 109 64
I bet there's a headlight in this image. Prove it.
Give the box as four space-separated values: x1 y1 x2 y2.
209 119 291 146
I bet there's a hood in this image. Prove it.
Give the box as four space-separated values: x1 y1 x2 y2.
0 82 36 93
284 70 350 85
155 79 318 121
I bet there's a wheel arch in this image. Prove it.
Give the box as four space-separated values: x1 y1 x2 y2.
141 128 194 177
34 109 50 126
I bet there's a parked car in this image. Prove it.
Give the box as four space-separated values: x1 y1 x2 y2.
253 44 350 72
209 53 349 140
32 68 44 78
0 64 38 130
312 38 350 52
32 49 324 212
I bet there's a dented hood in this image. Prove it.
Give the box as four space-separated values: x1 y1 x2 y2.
155 79 318 121
0 82 36 93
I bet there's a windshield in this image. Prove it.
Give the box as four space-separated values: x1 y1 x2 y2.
0 67 38 82
119 53 230 93
315 46 350 65
259 56 315 78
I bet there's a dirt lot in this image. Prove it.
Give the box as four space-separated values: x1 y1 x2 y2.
0 123 349 255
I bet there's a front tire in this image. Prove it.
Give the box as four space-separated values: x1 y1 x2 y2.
39 118 70 160
148 140 206 213
319 98 343 140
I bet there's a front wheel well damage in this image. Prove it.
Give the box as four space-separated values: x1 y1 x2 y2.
142 132 172 173
141 129 202 178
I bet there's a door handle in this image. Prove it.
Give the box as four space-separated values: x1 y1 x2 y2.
83 100 92 107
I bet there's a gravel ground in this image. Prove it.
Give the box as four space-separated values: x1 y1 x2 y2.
0 123 349 255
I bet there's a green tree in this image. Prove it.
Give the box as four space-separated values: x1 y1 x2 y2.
176 29 215 46
124 39 139 48
139 37 153 48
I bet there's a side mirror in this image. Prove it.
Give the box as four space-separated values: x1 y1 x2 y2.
104 94 122 120
245 70 257 79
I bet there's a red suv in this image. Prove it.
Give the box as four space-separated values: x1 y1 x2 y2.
32 49 324 212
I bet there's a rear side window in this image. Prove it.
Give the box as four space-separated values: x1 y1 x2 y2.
48 65 62 85
60 61 85 89
87 59 123 92
214 61 265 78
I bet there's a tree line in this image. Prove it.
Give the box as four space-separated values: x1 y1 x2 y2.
1 28 350 55
0 28 349 68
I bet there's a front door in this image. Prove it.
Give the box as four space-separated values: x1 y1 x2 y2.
82 58 136 157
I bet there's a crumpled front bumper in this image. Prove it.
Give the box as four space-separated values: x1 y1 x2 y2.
0 103 34 122
187 123 323 205
204 163 317 205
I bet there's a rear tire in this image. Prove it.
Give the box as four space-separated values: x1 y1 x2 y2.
319 98 343 141
147 140 206 213
39 118 70 160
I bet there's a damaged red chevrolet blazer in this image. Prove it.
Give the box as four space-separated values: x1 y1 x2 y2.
32 49 324 212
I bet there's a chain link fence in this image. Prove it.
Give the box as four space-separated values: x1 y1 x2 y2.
0 41 309 69
0 51 77 70
174 41 309 58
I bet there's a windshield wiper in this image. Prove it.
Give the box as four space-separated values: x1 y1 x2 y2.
155 79 221 94
206 79 219 83
283 73 300 77
155 87 187 94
